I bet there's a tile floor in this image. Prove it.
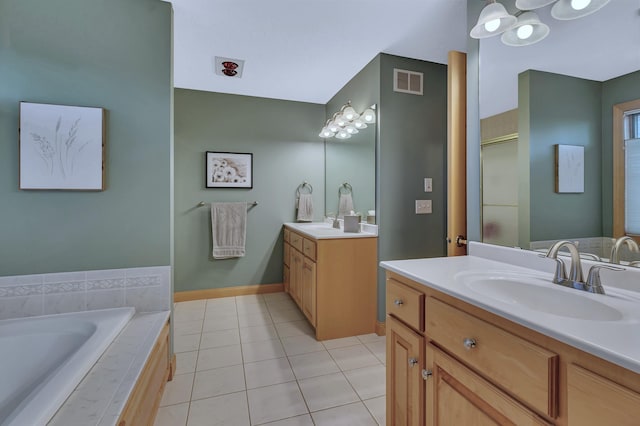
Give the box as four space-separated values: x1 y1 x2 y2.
155 292 386 426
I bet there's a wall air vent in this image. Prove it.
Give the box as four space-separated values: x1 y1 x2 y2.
214 56 245 78
394 69 423 95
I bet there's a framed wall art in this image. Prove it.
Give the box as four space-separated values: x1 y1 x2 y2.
555 144 584 193
206 151 253 188
19 102 105 191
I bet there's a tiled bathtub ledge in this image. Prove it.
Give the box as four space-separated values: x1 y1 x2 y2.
48 310 171 426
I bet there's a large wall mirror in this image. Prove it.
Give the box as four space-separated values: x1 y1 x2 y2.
324 105 377 223
478 0 640 263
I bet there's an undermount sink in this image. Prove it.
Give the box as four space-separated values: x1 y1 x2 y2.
457 272 625 322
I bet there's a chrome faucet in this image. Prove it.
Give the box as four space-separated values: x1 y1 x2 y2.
610 236 640 264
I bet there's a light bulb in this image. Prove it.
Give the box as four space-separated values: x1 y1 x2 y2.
484 18 501 33
335 114 347 127
336 130 351 139
319 127 335 138
328 121 340 133
571 0 591 10
354 119 367 129
342 106 359 121
345 125 359 135
361 108 376 123
517 24 533 39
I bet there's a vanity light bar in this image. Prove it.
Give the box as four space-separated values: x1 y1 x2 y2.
319 102 376 140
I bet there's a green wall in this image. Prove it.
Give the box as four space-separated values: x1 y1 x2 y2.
174 90 325 292
0 0 172 275
520 70 603 242
601 70 640 236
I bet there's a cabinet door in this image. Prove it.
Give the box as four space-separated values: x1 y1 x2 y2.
290 250 303 306
425 344 551 426
301 257 316 326
387 316 424 426
568 364 640 426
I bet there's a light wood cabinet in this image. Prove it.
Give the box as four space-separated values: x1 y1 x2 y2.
284 226 377 340
385 271 640 426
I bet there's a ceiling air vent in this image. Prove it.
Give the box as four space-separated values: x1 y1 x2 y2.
214 56 245 78
394 69 423 95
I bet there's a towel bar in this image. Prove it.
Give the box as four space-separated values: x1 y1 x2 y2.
197 201 258 207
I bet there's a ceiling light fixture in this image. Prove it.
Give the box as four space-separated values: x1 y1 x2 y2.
319 102 376 140
551 0 610 20
501 11 550 46
470 0 517 39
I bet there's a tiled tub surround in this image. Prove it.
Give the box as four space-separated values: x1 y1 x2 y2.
0 266 171 320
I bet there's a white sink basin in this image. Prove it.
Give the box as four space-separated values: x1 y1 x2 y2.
457 272 625 322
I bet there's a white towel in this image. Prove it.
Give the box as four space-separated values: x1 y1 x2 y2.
297 193 314 222
211 202 247 259
338 193 354 218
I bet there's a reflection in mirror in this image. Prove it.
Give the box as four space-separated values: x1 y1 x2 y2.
325 105 376 223
477 0 640 265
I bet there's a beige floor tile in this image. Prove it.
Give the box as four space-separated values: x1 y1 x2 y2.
242 338 286 363
262 292 292 303
274 320 314 338
344 365 386 400
175 350 198 375
173 319 204 336
202 314 238 332
173 309 205 323
247 381 308 425
236 294 264 304
200 328 241 349
288 350 340 380
237 302 270 315
266 299 298 312
204 303 237 318
154 402 189 426
174 334 201 353
363 396 386 426
322 336 361 350
259 414 314 426
270 307 305 323
311 402 377 426
365 341 386 364
196 345 243 371
174 300 206 312
244 357 295 389
298 372 359 412
187 391 250 426
240 324 279 343
206 296 236 308
238 311 273 327
281 334 325 356
160 373 194 406
356 333 385 344
329 344 381 371
192 364 245 400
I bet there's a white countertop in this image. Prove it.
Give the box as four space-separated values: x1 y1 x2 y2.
285 221 377 240
380 242 640 374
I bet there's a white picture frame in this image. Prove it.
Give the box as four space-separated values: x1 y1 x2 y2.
555 144 585 193
19 102 105 191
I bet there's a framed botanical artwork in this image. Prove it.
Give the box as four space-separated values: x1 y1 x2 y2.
19 102 105 191
206 151 253 188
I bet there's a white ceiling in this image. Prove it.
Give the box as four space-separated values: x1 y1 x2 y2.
168 0 468 104
167 0 639 109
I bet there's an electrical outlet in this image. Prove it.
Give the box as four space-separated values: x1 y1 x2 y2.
416 200 432 214
424 178 433 192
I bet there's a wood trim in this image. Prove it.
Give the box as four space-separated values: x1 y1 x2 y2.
174 283 284 302
167 353 177 381
375 321 386 336
447 51 467 256
613 98 640 240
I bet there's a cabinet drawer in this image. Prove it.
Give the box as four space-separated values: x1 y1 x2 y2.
303 238 316 260
386 278 424 331
284 243 290 267
284 228 290 243
290 232 303 252
426 297 559 418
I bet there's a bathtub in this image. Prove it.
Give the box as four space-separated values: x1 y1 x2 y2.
0 307 135 426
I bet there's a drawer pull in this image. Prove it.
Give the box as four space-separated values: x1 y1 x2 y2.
394 299 404 306
463 337 477 350
422 369 433 380
408 357 419 367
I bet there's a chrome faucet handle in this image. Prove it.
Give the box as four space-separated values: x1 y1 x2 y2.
629 261 640 268
539 254 567 284
585 264 624 295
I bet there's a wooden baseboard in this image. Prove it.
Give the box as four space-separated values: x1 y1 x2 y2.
174 283 284 302
375 321 386 336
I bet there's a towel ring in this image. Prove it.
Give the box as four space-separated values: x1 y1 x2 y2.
296 181 313 196
338 182 352 195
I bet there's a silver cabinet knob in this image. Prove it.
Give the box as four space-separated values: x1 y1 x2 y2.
463 338 477 350
408 357 418 367
422 369 433 380
394 299 404 306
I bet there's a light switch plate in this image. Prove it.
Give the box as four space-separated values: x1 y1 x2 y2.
424 178 433 192
416 200 432 214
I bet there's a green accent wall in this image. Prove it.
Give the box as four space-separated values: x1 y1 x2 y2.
601 70 640 236
519 70 603 243
0 0 172 275
173 90 325 292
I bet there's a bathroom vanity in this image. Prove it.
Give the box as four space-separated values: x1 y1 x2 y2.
381 243 640 426
283 222 377 340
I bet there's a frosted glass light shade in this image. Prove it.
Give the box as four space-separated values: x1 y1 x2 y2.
515 0 557 10
551 0 610 20
353 119 368 129
501 11 550 46
345 125 359 135
327 121 340 133
335 130 351 139
342 106 359 121
470 1 517 39
361 108 376 123
335 114 348 127
319 127 335 138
